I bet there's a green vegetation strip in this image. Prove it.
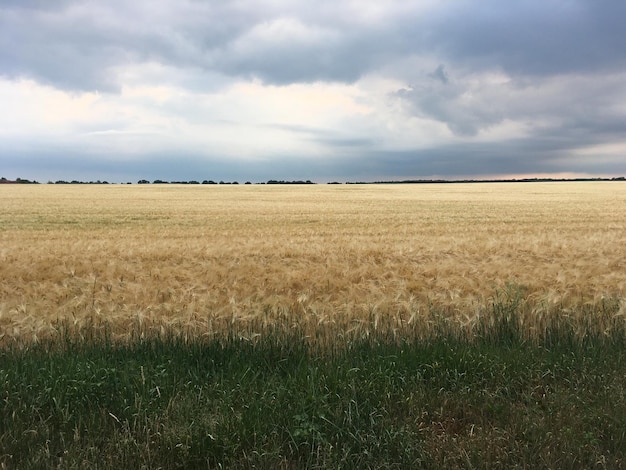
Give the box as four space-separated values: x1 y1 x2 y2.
1 314 626 469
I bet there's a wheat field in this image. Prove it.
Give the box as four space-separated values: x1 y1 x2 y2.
1 182 625 344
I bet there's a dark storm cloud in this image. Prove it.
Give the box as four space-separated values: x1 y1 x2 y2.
1 0 401 89
1 1 248 90
395 60 626 139
358 139 626 180
424 0 626 77
3 0 626 88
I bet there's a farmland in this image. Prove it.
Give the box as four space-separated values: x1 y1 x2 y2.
1 182 625 342
1 182 626 468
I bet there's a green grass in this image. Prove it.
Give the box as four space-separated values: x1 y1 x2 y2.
1 302 626 468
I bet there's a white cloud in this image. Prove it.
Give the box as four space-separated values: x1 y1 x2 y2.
0 79 103 135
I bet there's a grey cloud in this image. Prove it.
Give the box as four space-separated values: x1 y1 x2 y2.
0 1 427 90
395 62 626 141
2 3 142 91
429 65 448 84
1 1 253 90
1 142 344 183
265 123 375 149
395 67 506 136
4 0 626 91
0 0 75 10
3 126 624 183
422 0 626 77
357 138 626 180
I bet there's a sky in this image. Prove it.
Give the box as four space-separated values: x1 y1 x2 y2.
1 0 626 183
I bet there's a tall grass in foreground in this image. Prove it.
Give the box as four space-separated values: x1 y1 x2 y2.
1 297 626 469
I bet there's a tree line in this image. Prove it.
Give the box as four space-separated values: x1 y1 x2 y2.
0 177 317 185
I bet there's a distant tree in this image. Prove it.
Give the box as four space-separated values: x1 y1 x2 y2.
138 179 150 184
266 179 315 184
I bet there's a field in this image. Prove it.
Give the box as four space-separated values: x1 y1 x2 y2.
2 182 626 468
1 182 625 342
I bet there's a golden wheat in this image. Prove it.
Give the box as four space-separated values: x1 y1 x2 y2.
1 182 625 343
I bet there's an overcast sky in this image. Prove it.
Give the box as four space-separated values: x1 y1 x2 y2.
1 0 626 182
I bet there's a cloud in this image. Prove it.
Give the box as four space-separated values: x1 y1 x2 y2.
429 65 448 84
394 65 626 143
420 0 626 77
4 0 626 89
1 0 626 181
0 1 433 90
